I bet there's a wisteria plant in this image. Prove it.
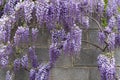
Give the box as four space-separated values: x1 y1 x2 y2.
0 0 120 80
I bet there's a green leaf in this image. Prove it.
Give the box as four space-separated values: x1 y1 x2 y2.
118 7 120 13
101 18 108 27
104 0 108 10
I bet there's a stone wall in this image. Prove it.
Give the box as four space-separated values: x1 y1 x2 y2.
1 19 120 80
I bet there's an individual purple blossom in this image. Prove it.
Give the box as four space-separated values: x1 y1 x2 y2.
58 29 67 41
97 54 116 80
24 0 34 23
4 0 15 15
108 16 116 29
51 29 67 44
96 0 105 15
0 56 9 68
77 0 89 14
14 27 29 46
80 0 88 6
35 0 49 26
21 54 28 68
51 30 59 44
35 63 51 80
81 16 89 29
8 0 20 6
104 27 112 34
88 0 95 13
28 46 38 68
117 14 120 32
64 1 77 27
98 31 106 44
49 44 61 64
6 71 13 80
14 26 25 46
3 15 15 43
107 32 116 51
14 58 21 71
29 69 36 80
0 0 3 6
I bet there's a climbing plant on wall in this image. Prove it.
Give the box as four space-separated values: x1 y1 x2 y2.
0 0 120 80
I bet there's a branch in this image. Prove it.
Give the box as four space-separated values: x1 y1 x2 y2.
82 40 103 51
88 15 109 51
88 15 103 32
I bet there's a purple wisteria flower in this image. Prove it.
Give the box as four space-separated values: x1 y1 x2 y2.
14 27 29 46
81 16 89 29
115 34 120 47
6 71 13 80
117 14 120 32
63 25 82 55
0 56 9 68
21 54 28 68
107 33 116 51
23 0 34 23
0 0 3 6
51 29 67 44
35 0 49 26
35 63 51 80
108 16 116 29
96 0 105 15
0 46 8 68
51 30 59 44
29 69 36 80
116 0 120 6
106 0 117 17
97 54 116 80
14 58 21 71
59 0 76 30
4 0 15 15
46 2 60 30
28 46 38 68
49 44 61 63
104 27 112 34
98 31 106 44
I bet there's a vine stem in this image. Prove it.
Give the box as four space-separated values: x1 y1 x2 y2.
82 40 103 51
87 15 109 51
88 15 103 32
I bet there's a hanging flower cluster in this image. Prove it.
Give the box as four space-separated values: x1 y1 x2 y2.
97 53 116 80
0 0 120 80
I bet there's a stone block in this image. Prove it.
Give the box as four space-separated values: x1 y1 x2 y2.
89 67 100 80
55 54 72 67
73 49 101 67
51 67 89 80
35 48 49 61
